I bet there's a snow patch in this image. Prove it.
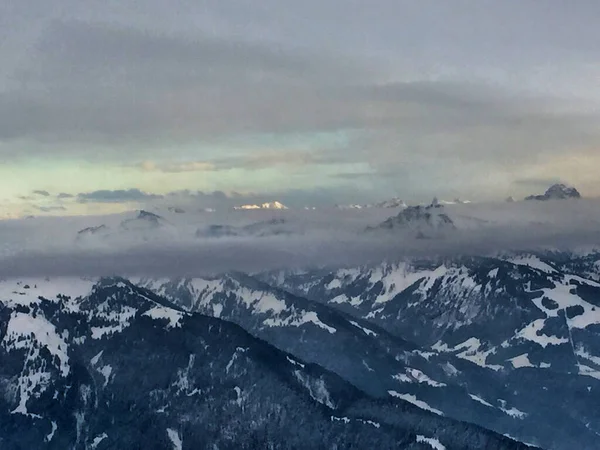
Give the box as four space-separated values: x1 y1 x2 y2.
91 433 108 449
287 356 305 368
99 365 112 387
469 394 494 408
3 312 70 376
416 435 446 450
433 338 502 371
348 320 377 336
91 350 103 366
264 311 336 333
501 406 527 419
294 371 335 409
143 305 184 328
508 353 534 369
510 256 556 273
388 391 443 416
166 428 183 450
515 319 569 348
45 421 57 443
393 368 446 387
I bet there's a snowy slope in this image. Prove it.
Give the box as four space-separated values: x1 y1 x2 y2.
0 278 530 450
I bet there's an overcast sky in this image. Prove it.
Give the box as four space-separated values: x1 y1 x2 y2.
2 0 600 217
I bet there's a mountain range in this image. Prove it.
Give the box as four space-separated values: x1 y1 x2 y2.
0 184 597 449
0 278 531 449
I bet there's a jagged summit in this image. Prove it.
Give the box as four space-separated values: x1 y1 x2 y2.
525 183 581 201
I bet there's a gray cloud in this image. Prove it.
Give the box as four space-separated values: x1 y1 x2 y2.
513 177 564 189
1 199 599 277
33 205 66 212
57 192 74 199
137 150 342 173
77 189 163 203
1 220 600 278
158 188 359 209
1 20 598 167
2 2 600 201
33 190 50 197
0 20 370 148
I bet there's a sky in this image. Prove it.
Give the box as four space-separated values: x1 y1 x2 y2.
2 0 600 217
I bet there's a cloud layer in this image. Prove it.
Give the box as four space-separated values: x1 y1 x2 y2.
1 200 599 277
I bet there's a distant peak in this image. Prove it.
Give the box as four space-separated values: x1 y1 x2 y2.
367 202 455 237
234 201 288 210
77 224 108 235
138 210 163 219
545 183 581 199
525 183 581 201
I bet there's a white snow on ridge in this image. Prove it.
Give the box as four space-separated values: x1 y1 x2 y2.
0 277 96 308
348 320 377 336
498 400 527 419
369 263 429 304
388 391 444 416
514 319 569 348
469 394 527 419
509 256 556 273
393 368 446 387
2 312 71 416
468 394 494 408
433 338 502 371
3 312 70 376
416 435 446 450
91 325 124 339
264 311 336 333
501 406 527 419
143 305 184 328
286 356 305 368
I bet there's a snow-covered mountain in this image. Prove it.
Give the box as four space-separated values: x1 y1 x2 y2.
525 183 582 201
234 201 288 210
259 252 600 450
135 272 591 448
3 197 600 448
0 278 529 449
